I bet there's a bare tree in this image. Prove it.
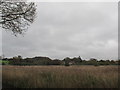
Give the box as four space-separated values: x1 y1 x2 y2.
0 1 36 36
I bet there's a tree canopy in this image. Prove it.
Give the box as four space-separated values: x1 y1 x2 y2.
0 1 36 36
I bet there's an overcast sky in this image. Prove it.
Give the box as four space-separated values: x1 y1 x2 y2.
1 2 118 60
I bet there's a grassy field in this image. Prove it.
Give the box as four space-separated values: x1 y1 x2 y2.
2 65 118 88
0 60 10 65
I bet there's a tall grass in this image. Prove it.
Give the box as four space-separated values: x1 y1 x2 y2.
2 65 118 88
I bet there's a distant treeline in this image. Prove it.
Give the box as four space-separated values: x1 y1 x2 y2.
1 56 119 66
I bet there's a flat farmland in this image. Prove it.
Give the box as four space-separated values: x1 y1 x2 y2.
2 65 119 88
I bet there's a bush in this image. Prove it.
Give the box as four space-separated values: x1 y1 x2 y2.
65 60 70 66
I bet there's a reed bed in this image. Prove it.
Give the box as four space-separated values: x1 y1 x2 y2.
2 65 118 88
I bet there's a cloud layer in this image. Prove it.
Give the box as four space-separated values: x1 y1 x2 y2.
2 2 118 60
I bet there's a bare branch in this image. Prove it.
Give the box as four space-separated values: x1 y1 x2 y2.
0 2 36 36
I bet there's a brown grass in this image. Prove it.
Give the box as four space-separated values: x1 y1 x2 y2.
2 65 118 88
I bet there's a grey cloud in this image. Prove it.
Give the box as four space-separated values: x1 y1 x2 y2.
2 2 118 60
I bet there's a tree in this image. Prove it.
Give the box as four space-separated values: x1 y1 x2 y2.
18 55 22 60
72 56 82 64
78 56 82 62
64 57 70 66
12 55 22 65
0 1 36 36
89 58 99 66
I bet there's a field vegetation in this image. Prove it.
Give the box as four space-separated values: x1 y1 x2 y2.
2 65 118 88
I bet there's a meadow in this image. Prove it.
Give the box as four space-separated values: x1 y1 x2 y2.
0 61 9 65
2 65 118 88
